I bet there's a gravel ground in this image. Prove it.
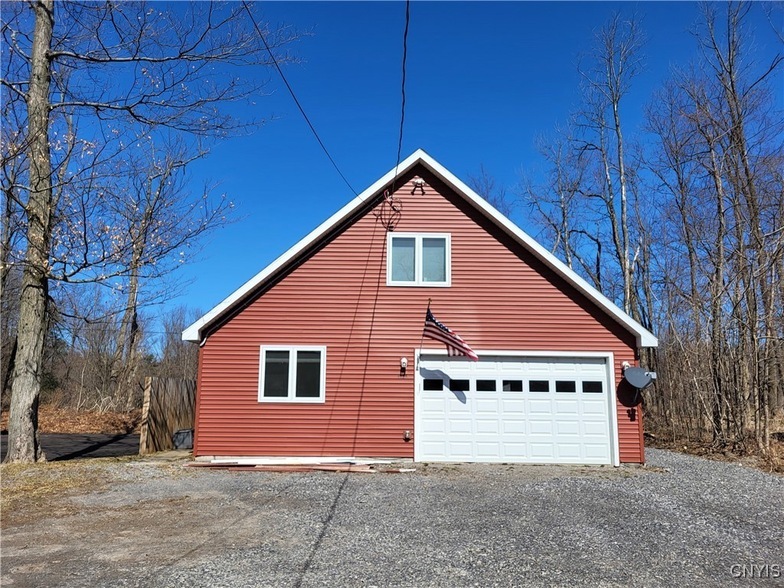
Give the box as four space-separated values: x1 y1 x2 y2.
2 449 782 588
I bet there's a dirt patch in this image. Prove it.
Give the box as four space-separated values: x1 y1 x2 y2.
1 460 116 527
1 405 141 435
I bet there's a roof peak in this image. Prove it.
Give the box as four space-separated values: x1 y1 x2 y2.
183 151 657 348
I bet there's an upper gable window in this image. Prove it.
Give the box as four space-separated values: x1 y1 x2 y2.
387 233 451 287
258 346 326 403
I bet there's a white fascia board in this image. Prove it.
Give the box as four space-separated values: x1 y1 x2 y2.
416 152 658 349
183 148 657 349
182 151 428 342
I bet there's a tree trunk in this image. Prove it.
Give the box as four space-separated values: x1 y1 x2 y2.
5 0 54 463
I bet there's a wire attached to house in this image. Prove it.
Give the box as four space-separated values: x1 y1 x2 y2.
241 1 358 197
389 0 411 195
376 0 411 232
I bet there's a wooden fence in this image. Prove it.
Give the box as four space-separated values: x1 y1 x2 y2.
139 377 196 454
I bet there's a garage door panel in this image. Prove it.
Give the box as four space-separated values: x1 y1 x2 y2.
502 420 525 434
557 444 581 459
556 421 580 435
476 418 499 434
529 420 553 435
503 444 527 458
555 399 579 412
417 355 613 464
476 399 500 414
582 399 607 415
529 443 555 459
476 442 501 457
583 421 609 436
448 442 473 459
449 418 472 434
584 444 611 460
528 399 552 415
421 418 446 434
422 398 446 413
501 399 524 413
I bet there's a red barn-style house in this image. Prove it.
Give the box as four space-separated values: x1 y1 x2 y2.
183 150 657 465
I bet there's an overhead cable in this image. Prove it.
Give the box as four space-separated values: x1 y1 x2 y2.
241 1 358 196
391 0 411 192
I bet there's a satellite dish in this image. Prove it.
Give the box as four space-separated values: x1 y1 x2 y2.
624 367 655 389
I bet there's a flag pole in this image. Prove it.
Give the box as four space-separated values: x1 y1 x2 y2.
417 298 432 369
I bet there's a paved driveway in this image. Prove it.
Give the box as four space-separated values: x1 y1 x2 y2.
0 432 140 461
1 449 782 587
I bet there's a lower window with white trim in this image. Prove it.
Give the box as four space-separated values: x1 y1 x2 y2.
258 346 326 403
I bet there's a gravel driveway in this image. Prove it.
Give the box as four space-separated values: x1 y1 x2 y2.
2 449 782 587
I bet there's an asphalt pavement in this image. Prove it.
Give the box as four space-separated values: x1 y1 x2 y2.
0 432 139 461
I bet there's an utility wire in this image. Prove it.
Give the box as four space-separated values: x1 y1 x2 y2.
390 0 411 193
241 1 358 196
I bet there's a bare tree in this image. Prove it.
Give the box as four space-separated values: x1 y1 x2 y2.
644 1 783 453
521 14 647 312
156 306 200 382
0 1 299 462
521 128 601 288
574 12 646 315
466 165 515 218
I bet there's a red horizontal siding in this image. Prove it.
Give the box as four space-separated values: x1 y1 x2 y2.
195 167 643 462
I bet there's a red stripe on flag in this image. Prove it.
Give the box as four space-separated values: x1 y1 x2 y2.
423 309 479 361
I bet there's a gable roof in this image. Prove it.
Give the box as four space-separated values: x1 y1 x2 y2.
183 149 657 348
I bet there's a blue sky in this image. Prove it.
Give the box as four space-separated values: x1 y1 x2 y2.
170 1 781 321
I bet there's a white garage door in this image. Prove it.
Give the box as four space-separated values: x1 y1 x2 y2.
416 355 614 464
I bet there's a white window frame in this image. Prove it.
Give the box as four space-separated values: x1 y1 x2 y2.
258 345 327 403
387 232 451 287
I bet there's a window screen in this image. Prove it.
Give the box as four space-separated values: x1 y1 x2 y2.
391 237 416 282
295 351 321 398
263 350 289 397
422 238 446 282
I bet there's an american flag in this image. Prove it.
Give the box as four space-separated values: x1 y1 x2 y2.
423 309 479 361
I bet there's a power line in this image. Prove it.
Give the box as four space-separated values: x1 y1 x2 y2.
390 0 411 193
241 1 358 196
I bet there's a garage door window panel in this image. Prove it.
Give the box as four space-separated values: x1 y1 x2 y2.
529 380 550 393
423 379 444 391
450 379 470 392
477 379 497 392
582 381 604 393
556 380 576 393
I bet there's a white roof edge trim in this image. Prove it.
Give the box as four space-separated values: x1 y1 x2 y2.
419 154 657 349
183 148 657 348
182 149 429 342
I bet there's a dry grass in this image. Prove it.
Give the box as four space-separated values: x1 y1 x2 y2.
645 430 784 474
0 460 114 526
0 405 141 434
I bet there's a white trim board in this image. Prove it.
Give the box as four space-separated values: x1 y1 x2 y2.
183 149 657 348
